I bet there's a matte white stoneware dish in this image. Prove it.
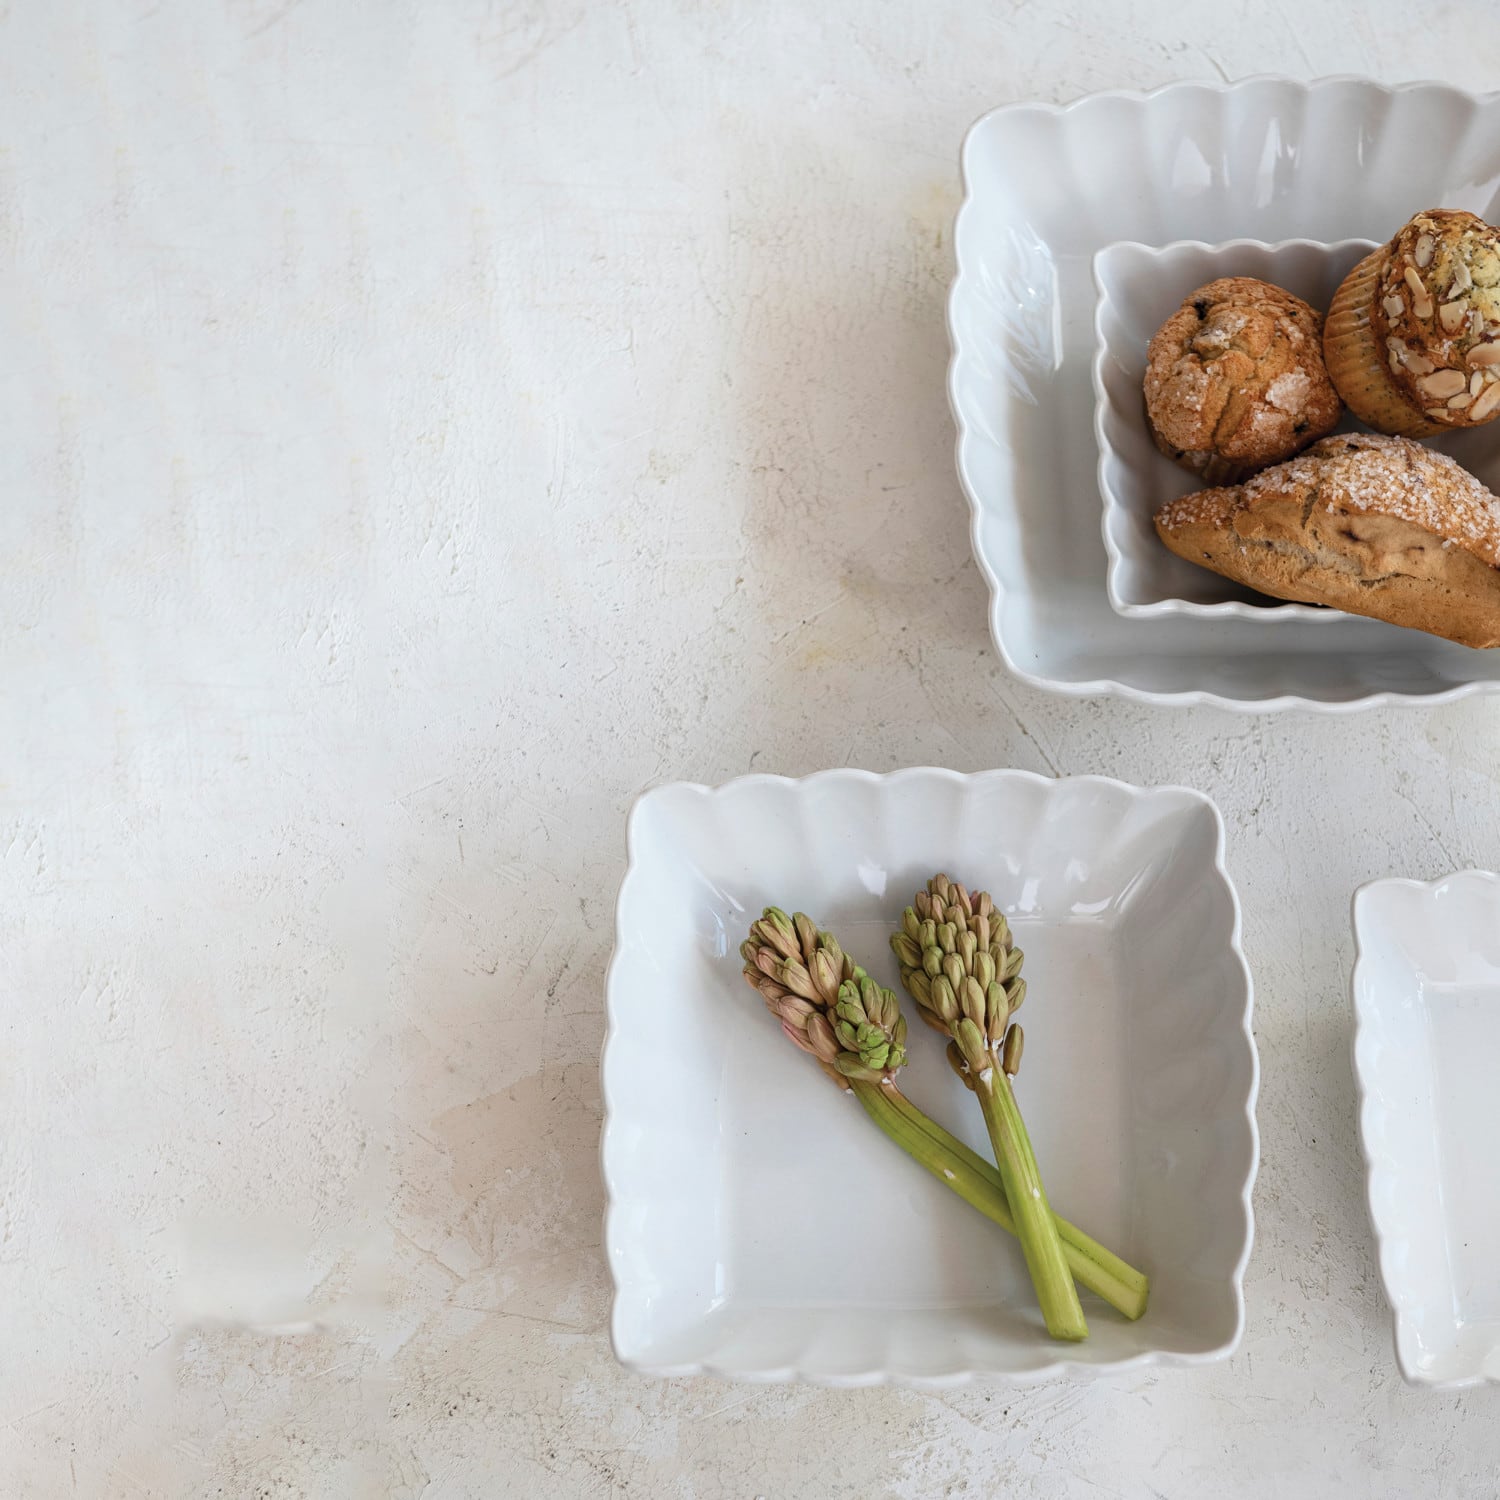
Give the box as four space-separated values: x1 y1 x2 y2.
603 769 1259 1384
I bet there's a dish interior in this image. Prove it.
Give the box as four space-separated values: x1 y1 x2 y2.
1096 236 1500 617
607 776 1255 1378
1095 238 1369 616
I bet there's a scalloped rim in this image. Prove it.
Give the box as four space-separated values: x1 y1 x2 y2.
948 74 1500 712
1350 868 1500 1390
1092 235 1380 624
601 767 1260 1385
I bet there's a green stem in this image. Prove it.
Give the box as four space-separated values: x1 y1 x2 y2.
850 1081 1146 1322
972 1069 1087 1341
881 1085 1147 1319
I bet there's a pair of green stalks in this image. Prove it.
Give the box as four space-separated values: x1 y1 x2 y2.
740 896 1147 1336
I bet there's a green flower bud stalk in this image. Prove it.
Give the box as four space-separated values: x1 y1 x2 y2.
893 876 1087 1342
740 908 1148 1323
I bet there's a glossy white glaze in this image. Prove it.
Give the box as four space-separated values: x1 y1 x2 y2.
1095 237 1377 620
1352 870 1500 1388
950 77 1500 709
603 768 1258 1383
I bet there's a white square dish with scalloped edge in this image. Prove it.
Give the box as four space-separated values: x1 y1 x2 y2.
1093 236 1500 622
602 769 1258 1385
950 76 1500 709
1352 870 1500 1389
1094 237 1377 620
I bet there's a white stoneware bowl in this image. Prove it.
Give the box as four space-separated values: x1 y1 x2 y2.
602 769 1259 1384
1352 870 1500 1389
949 76 1500 709
1094 236 1375 620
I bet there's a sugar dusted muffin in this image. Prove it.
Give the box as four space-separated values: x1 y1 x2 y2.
1143 276 1343 486
1324 208 1500 436
1153 432 1500 647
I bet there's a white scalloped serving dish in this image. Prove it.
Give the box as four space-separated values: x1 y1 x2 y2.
950 76 1500 710
602 769 1258 1385
1352 870 1500 1389
1094 237 1376 621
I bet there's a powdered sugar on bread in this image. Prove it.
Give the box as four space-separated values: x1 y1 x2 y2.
1154 434 1500 647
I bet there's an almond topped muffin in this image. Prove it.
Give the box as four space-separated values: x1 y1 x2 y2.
1143 276 1342 485
1324 208 1500 436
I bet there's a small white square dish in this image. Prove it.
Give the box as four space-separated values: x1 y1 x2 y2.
950 76 1500 709
1352 870 1500 1389
1094 237 1376 621
602 769 1259 1385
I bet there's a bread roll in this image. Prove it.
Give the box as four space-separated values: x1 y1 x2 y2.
1154 433 1500 647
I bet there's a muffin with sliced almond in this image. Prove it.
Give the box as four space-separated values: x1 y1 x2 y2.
1325 208 1500 437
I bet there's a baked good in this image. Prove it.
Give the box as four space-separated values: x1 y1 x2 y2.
1324 208 1500 437
1143 276 1342 485
1153 433 1500 648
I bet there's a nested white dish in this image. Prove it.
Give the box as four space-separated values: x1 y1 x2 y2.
1094 236 1377 620
1352 870 1500 1389
950 75 1500 709
602 769 1259 1384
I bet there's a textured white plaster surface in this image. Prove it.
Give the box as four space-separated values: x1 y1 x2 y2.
4 2 1500 1495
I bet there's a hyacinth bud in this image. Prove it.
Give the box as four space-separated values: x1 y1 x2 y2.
793 911 818 960
961 975 986 1027
1002 1023 1024 1076
955 1016 989 1073
810 947 841 1005
890 932 922 969
818 930 844 974
1006 976 1027 1016
942 953 965 992
806 1012 840 1064
930 974 958 1023
906 968 933 1007
779 959 819 1001
775 993 817 1028
756 908 800 960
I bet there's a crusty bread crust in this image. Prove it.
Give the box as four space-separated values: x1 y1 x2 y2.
1144 276 1342 484
1154 433 1500 648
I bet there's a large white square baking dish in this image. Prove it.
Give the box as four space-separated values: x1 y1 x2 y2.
949 76 1500 709
602 769 1258 1384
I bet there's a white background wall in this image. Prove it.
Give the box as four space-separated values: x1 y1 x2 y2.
4 1 1499 1494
